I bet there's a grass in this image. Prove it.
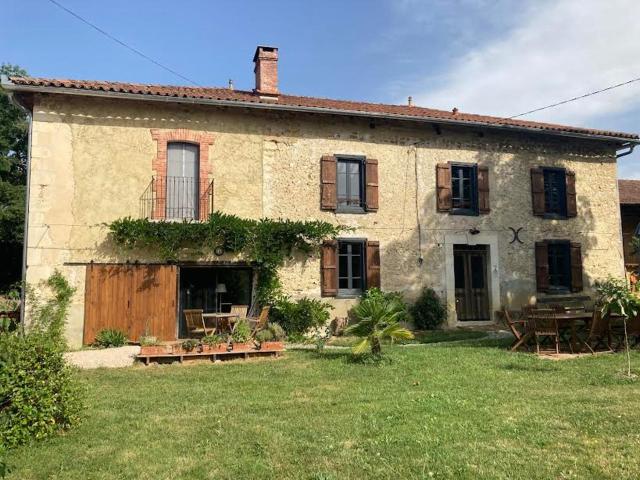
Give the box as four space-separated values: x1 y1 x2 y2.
7 337 640 479
326 329 486 347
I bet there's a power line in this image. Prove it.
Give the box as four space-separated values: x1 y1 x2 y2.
508 76 640 119
46 0 202 87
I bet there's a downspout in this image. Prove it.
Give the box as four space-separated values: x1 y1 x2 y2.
616 142 636 159
3 76 33 333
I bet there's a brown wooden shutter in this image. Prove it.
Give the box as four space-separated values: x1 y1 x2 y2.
531 168 545 216
477 165 490 214
566 170 577 218
365 158 379 211
321 155 337 210
535 241 549 293
321 240 338 297
570 242 583 292
366 240 381 289
436 163 452 212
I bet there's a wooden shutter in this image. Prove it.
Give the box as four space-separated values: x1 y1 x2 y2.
321 240 338 297
566 170 577 218
477 165 490 214
570 242 583 292
535 241 549 293
366 240 381 289
321 155 337 210
531 167 545 216
365 158 379 211
436 163 452 212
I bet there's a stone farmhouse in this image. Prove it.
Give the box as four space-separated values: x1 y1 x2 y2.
3 46 638 348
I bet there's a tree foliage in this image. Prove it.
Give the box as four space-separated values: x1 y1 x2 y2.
0 63 28 291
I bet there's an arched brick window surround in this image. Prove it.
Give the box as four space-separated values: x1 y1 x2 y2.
150 129 215 220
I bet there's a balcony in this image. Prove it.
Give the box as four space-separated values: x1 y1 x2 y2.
140 176 214 221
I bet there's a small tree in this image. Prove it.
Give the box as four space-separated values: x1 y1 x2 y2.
595 277 639 377
345 289 414 356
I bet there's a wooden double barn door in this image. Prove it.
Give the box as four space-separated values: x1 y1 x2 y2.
454 245 490 321
83 264 177 344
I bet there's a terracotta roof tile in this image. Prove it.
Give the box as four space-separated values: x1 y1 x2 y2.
619 180 640 204
7 76 639 141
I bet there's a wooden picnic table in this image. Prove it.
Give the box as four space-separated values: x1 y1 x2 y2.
202 312 239 332
554 311 593 353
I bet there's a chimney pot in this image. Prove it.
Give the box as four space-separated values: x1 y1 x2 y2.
408 96 413 107
452 107 459 114
253 45 279 97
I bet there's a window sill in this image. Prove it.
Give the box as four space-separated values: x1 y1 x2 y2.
451 209 479 216
336 207 367 215
336 293 363 299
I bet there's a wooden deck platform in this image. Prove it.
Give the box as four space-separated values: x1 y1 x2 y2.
137 348 284 365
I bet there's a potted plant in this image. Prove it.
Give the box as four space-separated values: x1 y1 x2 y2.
258 323 286 351
231 320 253 351
177 339 200 354
201 334 228 353
139 335 166 355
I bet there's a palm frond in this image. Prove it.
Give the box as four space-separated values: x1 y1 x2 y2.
380 322 414 340
351 338 370 355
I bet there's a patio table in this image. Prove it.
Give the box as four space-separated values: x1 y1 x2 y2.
554 311 593 353
202 312 240 333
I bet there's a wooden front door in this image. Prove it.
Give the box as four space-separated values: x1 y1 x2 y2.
83 264 177 344
454 245 490 321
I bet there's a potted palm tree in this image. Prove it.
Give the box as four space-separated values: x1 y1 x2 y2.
201 334 228 353
231 320 253 351
345 289 414 356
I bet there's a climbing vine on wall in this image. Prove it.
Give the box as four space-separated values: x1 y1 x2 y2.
107 212 344 303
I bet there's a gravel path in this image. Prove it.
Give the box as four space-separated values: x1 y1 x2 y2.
65 346 141 369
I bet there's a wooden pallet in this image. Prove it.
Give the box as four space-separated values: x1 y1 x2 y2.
137 348 284 365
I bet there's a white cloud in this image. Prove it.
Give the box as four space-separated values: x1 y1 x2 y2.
405 0 640 126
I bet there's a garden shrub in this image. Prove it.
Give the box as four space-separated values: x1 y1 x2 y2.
0 271 83 450
409 287 447 330
270 296 333 336
359 288 409 323
94 328 128 348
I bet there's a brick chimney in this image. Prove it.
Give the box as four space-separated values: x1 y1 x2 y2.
253 46 279 98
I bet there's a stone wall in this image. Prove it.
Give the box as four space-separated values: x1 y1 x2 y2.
25 93 624 347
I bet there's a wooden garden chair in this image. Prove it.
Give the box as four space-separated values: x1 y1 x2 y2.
581 310 613 353
226 304 249 332
184 309 214 338
527 308 560 355
499 307 528 351
248 306 270 336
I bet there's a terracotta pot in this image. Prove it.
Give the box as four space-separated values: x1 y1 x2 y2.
202 344 228 353
232 342 253 352
140 345 168 355
259 341 284 351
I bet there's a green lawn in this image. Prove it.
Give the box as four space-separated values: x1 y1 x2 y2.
8 338 640 479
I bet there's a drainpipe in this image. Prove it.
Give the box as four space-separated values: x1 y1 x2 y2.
3 76 33 333
616 142 636 159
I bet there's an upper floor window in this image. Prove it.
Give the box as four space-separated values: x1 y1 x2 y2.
451 164 478 215
531 167 576 219
166 142 200 219
436 162 489 215
338 240 365 295
543 168 567 218
337 156 365 213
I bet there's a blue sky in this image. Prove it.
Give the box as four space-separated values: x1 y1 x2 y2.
3 0 639 174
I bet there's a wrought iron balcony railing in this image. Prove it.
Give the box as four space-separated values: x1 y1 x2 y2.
140 176 214 221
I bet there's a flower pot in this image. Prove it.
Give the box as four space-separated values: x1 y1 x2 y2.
259 341 284 351
140 345 168 355
202 343 228 353
232 342 253 352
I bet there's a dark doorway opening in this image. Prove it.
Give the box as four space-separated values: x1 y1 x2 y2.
454 245 490 321
178 266 254 338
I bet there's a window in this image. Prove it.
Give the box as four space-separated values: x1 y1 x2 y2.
543 168 567 217
166 142 199 219
547 241 571 292
337 157 365 212
338 240 365 295
451 164 478 215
